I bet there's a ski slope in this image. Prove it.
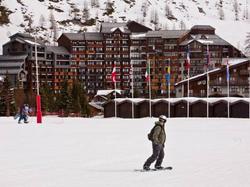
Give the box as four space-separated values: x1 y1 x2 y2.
0 117 250 187
0 0 249 53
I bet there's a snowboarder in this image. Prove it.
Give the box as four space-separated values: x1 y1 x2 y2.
18 104 30 124
143 115 167 171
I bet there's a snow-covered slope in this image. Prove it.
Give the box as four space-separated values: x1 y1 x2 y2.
0 0 249 53
0 117 250 186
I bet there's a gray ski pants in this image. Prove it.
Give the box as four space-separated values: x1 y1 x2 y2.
144 143 165 168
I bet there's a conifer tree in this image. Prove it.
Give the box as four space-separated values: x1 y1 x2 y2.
2 74 11 116
40 82 55 113
71 80 81 114
57 80 70 116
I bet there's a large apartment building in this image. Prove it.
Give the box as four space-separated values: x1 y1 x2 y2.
0 21 246 98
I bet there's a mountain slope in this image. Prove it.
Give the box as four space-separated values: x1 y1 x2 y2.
0 0 249 53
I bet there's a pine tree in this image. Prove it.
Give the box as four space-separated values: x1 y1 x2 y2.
2 74 11 116
40 82 55 113
71 80 81 114
57 80 70 116
79 84 90 117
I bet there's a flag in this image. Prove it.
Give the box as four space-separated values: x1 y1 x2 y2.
206 45 210 67
111 66 116 83
145 63 150 82
185 45 191 70
165 66 170 83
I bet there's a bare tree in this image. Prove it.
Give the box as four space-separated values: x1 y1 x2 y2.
91 0 96 8
82 0 90 22
150 8 159 30
39 14 46 28
179 20 186 30
96 0 100 8
233 0 240 21
163 22 169 30
165 3 173 18
219 7 225 20
243 0 249 20
218 0 225 20
49 10 58 44
245 32 250 56
141 1 148 21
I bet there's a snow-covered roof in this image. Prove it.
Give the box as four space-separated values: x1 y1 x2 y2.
146 30 188 39
180 34 231 46
196 40 214 44
96 89 122 96
101 22 130 33
130 33 146 39
88 102 104 111
175 58 249 86
47 46 70 54
111 97 250 104
24 39 41 46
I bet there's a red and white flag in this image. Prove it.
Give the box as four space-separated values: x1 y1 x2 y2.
185 45 191 70
111 66 116 83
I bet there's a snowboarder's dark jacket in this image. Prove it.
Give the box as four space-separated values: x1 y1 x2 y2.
152 121 166 145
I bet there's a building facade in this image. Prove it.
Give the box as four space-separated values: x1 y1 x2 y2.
175 59 250 98
0 22 246 98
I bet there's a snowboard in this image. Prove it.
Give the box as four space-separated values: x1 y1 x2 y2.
134 166 173 172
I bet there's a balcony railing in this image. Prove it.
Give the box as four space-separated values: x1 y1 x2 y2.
210 80 249 86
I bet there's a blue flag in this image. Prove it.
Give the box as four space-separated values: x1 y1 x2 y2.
226 65 230 82
165 66 170 83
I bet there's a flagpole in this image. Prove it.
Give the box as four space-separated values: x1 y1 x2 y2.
186 45 190 118
131 61 134 118
149 58 152 117
187 68 190 118
114 76 117 118
206 44 209 118
168 58 171 118
207 70 209 118
227 57 230 118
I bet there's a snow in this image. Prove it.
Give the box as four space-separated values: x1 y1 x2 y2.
24 40 41 46
96 89 122 96
0 76 4 81
197 39 214 44
0 0 250 53
115 97 250 104
0 116 250 187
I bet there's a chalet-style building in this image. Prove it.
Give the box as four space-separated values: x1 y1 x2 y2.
175 59 250 98
0 21 246 98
